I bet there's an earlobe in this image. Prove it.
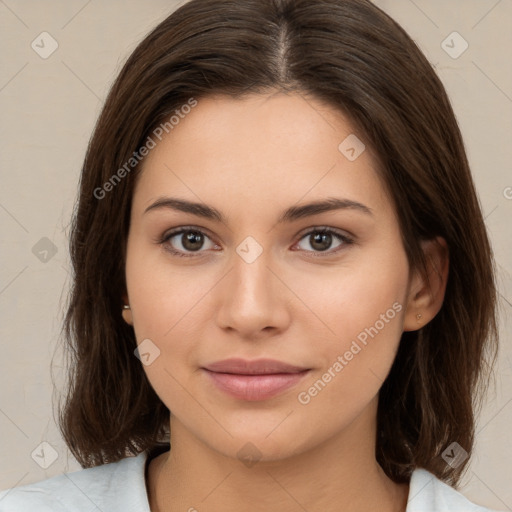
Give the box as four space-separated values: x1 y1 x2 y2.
403 237 449 332
121 294 133 325
122 304 133 325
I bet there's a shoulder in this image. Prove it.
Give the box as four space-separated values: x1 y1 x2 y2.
407 468 504 512
0 451 150 512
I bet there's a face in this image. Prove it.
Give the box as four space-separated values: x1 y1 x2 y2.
124 91 414 462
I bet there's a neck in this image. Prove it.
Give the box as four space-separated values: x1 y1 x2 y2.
147 398 409 512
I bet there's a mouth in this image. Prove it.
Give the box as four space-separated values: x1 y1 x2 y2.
202 358 311 401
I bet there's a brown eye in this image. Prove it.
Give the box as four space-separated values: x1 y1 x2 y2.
309 232 333 251
162 228 216 257
181 231 205 251
295 228 353 255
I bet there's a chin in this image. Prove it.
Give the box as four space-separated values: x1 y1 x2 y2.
204 420 317 465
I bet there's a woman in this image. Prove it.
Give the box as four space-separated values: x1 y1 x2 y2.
0 0 502 510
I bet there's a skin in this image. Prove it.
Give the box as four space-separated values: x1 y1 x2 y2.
122 91 449 512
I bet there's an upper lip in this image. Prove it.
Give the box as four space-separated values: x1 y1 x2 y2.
203 358 309 375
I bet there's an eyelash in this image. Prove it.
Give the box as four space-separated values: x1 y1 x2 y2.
158 226 355 259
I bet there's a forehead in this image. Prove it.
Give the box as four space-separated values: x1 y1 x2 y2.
133 92 392 220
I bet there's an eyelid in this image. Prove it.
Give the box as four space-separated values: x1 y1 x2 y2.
295 225 355 242
160 225 217 243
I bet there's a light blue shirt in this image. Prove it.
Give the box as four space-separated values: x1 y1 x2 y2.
0 451 502 511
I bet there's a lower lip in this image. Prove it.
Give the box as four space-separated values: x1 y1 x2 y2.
203 369 310 401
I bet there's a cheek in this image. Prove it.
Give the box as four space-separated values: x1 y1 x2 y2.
290 247 407 344
125 232 210 338
290 247 408 404
124 242 217 407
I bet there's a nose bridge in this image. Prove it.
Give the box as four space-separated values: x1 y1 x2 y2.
233 247 272 301
216 241 289 335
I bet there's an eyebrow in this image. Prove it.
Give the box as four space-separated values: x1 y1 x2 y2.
143 196 373 223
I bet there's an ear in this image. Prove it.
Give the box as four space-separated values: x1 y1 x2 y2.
121 293 133 326
403 237 449 332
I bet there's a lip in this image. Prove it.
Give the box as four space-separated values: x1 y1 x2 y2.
203 358 308 375
202 358 311 401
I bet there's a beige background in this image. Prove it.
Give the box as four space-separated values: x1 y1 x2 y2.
0 0 511 509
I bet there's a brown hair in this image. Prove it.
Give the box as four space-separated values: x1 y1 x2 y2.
59 0 498 486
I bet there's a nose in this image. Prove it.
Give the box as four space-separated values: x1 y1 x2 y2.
215 248 291 340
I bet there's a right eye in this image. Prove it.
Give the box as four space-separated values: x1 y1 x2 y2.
160 227 218 257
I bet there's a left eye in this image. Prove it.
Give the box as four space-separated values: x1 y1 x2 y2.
295 229 352 254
